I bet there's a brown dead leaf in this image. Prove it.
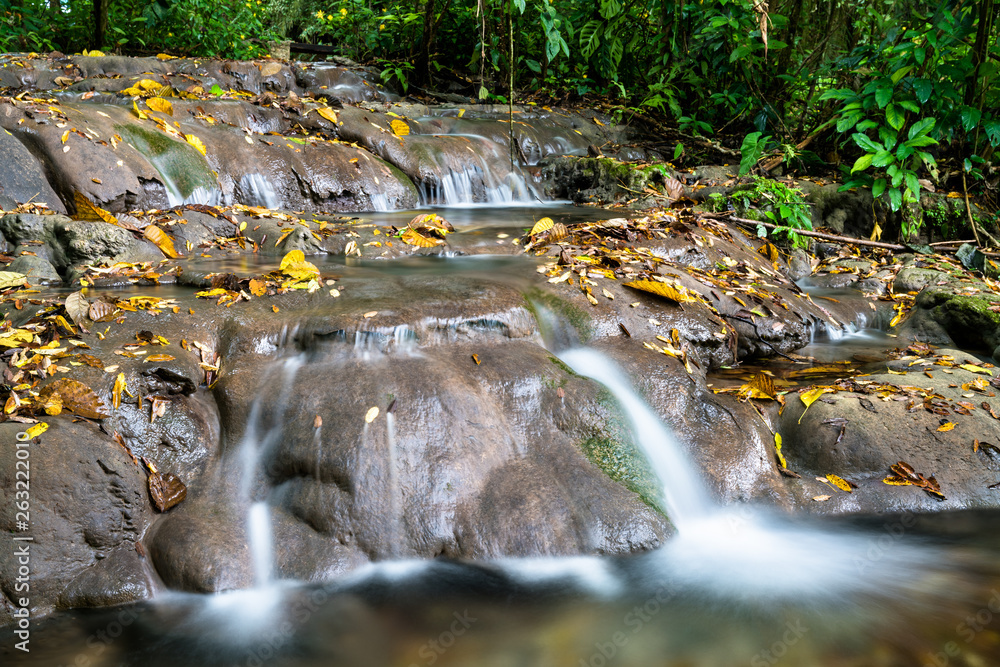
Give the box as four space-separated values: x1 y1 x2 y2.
38 379 108 419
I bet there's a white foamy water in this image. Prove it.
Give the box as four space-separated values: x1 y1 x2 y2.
557 347 714 530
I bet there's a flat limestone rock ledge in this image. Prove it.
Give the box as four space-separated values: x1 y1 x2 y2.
779 353 1000 513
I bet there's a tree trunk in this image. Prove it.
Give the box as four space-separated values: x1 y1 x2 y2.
92 0 108 51
415 0 436 86
965 0 996 107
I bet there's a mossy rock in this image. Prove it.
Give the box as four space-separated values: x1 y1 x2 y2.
539 156 675 204
916 286 1000 351
578 386 665 515
115 124 217 202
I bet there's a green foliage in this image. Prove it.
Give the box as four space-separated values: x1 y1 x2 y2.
820 3 1000 239
0 0 273 57
377 58 414 93
717 177 813 248
739 131 771 176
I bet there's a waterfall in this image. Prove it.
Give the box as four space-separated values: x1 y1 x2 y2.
236 355 304 587
557 348 715 530
416 135 540 206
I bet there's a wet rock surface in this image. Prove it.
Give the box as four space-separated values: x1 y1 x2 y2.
5 54 1000 628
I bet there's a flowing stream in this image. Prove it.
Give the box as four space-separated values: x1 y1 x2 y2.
7 205 1000 667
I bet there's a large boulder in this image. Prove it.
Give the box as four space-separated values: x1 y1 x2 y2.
0 129 65 213
0 421 158 623
778 355 1000 513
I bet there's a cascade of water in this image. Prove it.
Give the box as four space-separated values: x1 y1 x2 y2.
236 355 304 587
417 136 540 206
238 173 281 209
247 502 274 587
557 348 715 530
386 411 402 557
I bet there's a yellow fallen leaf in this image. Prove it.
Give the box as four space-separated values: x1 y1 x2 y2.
0 272 28 290
960 364 992 375
144 224 180 258
623 279 698 304
798 386 834 423
279 249 320 281
185 134 207 156
530 217 555 235
401 228 444 247
144 354 176 363
249 279 267 297
132 100 148 120
25 422 48 439
741 372 776 400
826 474 853 493
113 372 127 409
937 422 956 432
136 78 163 92
43 393 62 415
0 329 34 347
316 107 338 124
145 97 173 116
774 433 787 469
73 191 118 225
365 406 379 423
390 119 410 136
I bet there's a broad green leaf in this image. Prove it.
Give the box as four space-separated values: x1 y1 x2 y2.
912 79 933 104
852 133 881 153
875 86 893 109
856 119 879 132
888 188 902 211
579 20 602 58
872 150 894 168
819 88 854 101
898 100 920 113
905 172 920 199
960 107 982 132
890 65 914 85
904 135 937 147
730 44 753 62
886 104 905 131
850 153 873 173
984 120 1000 146
914 47 926 65
872 178 887 198
896 143 915 161
878 126 898 149
837 112 862 133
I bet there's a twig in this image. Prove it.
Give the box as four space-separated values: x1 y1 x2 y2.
717 312 799 362
760 118 836 172
963 171 982 247
708 212 907 250
930 239 976 246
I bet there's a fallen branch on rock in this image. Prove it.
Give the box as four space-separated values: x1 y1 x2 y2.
705 212 908 251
